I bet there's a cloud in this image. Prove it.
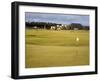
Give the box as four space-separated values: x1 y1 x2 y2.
25 12 89 26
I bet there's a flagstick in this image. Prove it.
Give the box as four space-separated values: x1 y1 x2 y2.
76 37 79 55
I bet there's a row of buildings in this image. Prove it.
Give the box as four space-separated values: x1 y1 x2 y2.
26 22 89 30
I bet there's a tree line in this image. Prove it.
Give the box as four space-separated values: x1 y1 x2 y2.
25 22 89 30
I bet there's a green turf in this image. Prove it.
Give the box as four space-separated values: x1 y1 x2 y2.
25 29 89 68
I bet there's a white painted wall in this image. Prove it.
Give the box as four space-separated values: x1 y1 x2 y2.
0 0 99 81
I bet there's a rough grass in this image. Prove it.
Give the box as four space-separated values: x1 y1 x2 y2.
25 29 89 68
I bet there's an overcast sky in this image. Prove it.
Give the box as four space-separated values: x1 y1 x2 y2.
25 12 89 26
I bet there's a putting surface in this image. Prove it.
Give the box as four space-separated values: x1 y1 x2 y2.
25 29 89 68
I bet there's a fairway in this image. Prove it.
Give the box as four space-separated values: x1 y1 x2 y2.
25 29 89 68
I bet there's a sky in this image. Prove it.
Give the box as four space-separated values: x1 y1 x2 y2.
25 12 89 26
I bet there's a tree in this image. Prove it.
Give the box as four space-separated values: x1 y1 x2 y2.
70 23 83 30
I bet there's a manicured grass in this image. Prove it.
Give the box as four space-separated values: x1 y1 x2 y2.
25 29 89 68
